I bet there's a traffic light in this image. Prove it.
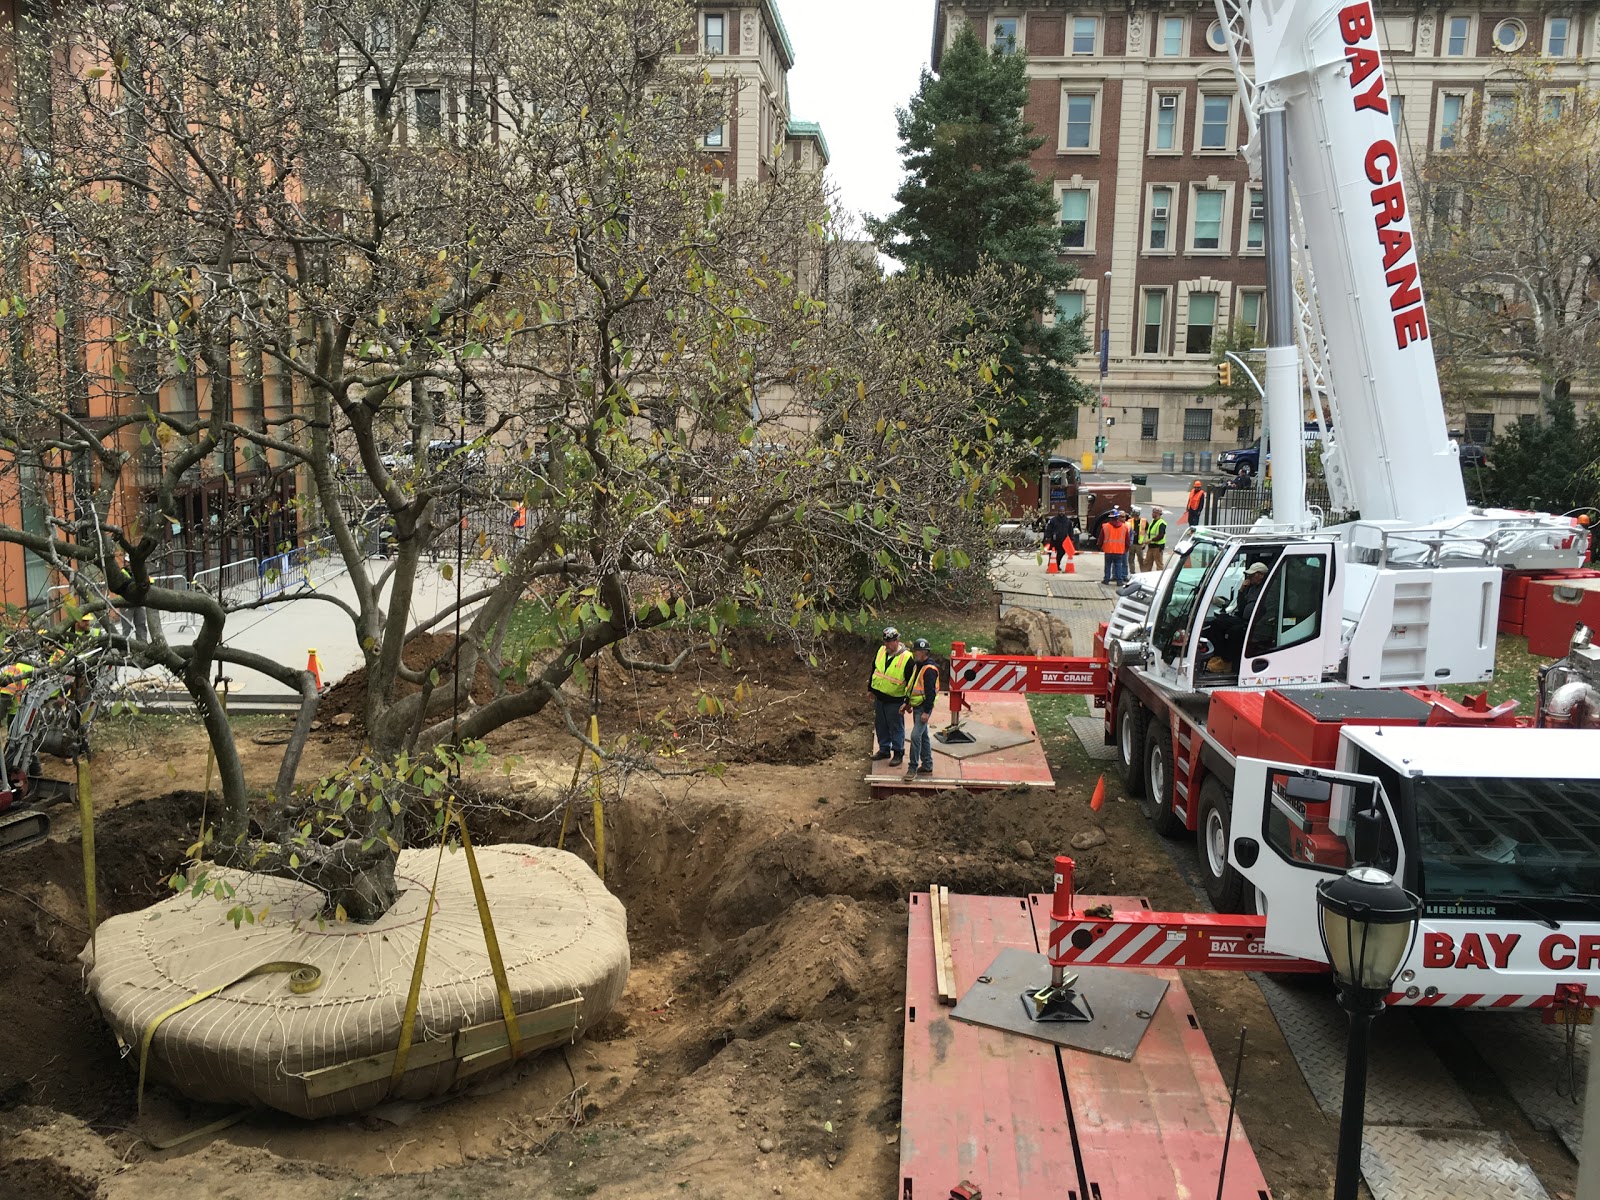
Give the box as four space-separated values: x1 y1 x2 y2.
1217 361 1233 388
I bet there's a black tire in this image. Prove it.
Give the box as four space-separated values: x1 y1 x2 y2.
1197 776 1250 912
1141 718 1188 839
1115 692 1146 798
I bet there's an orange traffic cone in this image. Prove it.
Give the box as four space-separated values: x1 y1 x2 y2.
1060 539 1076 574
307 648 324 691
1045 550 1059 575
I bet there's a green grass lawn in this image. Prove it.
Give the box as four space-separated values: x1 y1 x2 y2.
1442 633 1548 715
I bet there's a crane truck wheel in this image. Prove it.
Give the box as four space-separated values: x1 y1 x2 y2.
1115 692 1146 798
1197 777 1249 913
1140 718 1187 839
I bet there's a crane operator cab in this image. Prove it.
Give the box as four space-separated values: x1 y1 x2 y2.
1142 531 1345 692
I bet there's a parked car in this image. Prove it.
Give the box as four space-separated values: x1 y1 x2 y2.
1449 434 1490 470
1216 441 1261 480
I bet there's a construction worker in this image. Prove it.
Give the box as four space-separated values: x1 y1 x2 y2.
869 626 914 767
511 501 529 546
1042 510 1073 570
901 638 940 778
1144 506 1169 572
1099 509 1130 585
1185 479 1206 529
1129 507 1147 567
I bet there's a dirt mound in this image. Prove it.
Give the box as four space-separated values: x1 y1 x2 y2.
0 793 204 1123
722 726 841 766
707 896 873 1041
994 608 1075 656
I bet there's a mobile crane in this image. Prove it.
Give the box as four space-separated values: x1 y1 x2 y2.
947 0 1600 1015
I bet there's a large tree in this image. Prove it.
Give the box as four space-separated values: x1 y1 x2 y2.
1418 80 1600 421
0 0 1021 914
868 22 1089 448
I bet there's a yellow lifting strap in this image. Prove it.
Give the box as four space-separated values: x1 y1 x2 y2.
389 801 522 1091
137 960 323 1115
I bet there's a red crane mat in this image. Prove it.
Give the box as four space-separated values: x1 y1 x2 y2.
900 890 1274 1199
867 694 1055 793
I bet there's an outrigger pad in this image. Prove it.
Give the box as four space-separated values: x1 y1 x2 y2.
932 720 1035 759
952 948 1170 1061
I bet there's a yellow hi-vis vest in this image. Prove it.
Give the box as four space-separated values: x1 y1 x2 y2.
1147 517 1168 546
871 646 912 698
907 661 939 706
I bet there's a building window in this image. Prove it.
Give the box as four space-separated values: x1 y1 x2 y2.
1064 406 1080 439
1055 291 1085 325
1238 289 1263 338
1430 186 1460 236
1184 409 1214 442
1544 91 1569 120
1545 15 1571 54
1245 188 1264 251
1199 94 1232 150
1484 93 1515 138
1071 16 1098 54
1141 289 1167 355
1059 189 1090 249
1236 409 1257 444
414 88 441 139
1153 92 1179 150
992 16 1019 54
368 14 393 52
1193 188 1225 250
1438 92 1465 149
704 12 725 55
1147 185 1173 251
705 122 725 148
1492 18 1526 51
1444 15 1470 55
1160 15 1184 55
1464 412 1495 443
1391 94 1404 132
1063 92 1096 150
1206 20 1229 51
1141 408 1160 440
1185 292 1218 355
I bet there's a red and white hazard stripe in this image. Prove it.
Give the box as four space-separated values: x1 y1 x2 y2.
956 662 1030 693
1387 991 1600 1010
1050 920 1188 967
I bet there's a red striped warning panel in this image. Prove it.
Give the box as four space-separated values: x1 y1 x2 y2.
900 890 1274 1199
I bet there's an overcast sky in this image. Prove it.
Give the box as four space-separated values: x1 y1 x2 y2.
782 0 934 236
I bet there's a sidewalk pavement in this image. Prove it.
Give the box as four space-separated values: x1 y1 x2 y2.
122 558 483 707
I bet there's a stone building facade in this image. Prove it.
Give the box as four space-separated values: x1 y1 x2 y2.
932 2 1600 465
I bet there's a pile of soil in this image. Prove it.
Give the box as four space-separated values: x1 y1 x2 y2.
0 792 205 1124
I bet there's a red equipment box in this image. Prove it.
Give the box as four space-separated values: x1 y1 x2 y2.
1526 576 1600 657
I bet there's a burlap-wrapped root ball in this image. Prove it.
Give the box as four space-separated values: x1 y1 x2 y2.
84 844 629 1118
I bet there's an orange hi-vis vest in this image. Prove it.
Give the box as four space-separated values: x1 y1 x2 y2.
1187 486 1205 511
1101 521 1129 554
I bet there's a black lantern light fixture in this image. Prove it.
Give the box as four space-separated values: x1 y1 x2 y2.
1316 864 1422 1200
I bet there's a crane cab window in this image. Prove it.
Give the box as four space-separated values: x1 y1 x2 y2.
1194 547 1284 682
1261 769 1401 878
1151 540 1226 664
1244 554 1325 658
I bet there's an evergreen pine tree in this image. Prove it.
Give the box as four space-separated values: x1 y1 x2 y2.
869 23 1090 447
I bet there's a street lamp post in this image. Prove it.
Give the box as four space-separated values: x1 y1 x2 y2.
1096 269 1112 470
1315 864 1422 1200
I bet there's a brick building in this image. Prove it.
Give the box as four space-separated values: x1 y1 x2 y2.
931 2 1600 465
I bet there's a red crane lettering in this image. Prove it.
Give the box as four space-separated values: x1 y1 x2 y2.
1541 933 1577 970
1486 932 1521 969
1394 307 1429 347
1339 2 1374 44
1353 76 1390 114
1347 45 1381 86
1455 933 1489 969
1365 139 1398 184
1371 181 1406 227
1423 931 1454 967
1581 935 1600 970
1385 262 1422 312
1377 226 1412 270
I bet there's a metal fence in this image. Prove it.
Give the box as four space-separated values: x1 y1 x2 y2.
194 557 261 607
1202 480 1345 532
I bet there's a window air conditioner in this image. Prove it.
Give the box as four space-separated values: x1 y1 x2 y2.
1158 94 1178 109
1152 205 1170 220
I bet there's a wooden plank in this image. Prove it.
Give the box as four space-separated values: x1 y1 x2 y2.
929 882 955 1004
455 1024 579 1079
295 998 582 1100
937 886 958 1005
1028 894 1274 1200
900 892 1080 1199
454 997 583 1058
